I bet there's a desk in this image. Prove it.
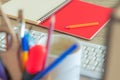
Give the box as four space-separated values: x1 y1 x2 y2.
1 0 120 80
2 0 119 45
1 0 119 45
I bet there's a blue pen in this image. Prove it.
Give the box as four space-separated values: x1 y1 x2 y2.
18 10 29 70
21 32 29 51
21 32 30 70
32 43 78 80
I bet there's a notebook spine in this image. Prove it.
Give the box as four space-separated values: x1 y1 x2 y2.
37 0 71 23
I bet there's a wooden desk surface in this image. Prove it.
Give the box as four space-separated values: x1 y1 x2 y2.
1 0 120 45
1 0 119 45
1 0 120 80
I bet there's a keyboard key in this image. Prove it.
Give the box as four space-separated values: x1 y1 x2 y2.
79 41 106 79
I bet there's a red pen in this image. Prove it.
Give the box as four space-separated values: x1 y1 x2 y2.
22 44 46 80
26 44 46 74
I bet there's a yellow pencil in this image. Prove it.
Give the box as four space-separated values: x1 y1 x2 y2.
65 22 99 29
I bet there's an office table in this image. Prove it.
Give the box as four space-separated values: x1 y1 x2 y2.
2 0 119 45
1 0 120 80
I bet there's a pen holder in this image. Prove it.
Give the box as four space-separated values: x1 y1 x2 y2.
40 34 82 80
0 31 81 80
40 54 81 80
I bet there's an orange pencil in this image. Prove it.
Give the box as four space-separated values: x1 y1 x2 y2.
65 22 99 29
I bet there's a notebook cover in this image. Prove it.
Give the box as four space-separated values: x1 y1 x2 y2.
40 0 113 40
2 0 71 23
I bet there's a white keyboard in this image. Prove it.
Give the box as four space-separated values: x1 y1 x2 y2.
0 27 106 80
0 27 47 51
0 33 7 51
80 41 106 80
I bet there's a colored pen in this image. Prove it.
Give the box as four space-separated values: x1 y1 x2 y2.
22 44 46 80
65 22 99 29
44 15 55 68
21 33 29 70
18 10 29 70
32 43 78 80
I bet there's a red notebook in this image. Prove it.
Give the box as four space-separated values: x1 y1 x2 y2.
40 0 113 40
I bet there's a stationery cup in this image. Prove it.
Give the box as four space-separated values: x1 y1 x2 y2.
48 34 81 80
38 34 82 80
